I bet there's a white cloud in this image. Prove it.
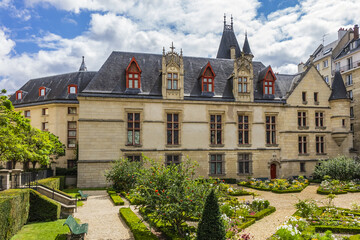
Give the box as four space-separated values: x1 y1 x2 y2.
2 0 360 93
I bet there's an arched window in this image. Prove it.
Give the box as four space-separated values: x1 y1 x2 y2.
16 90 23 100
39 87 46 96
68 84 78 94
201 62 216 93
126 57 141 89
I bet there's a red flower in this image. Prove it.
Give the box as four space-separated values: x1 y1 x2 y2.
157 193 160 196
155 190 158 192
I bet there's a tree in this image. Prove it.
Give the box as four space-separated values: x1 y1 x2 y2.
313 156 360 180
0 89 65 168
197 189 226 240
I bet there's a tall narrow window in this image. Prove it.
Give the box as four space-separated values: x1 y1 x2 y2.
39 87 46 96
126 57 141 89
24 110 30 118
167 73 178 90
323 60 328 68
42 108 48 116
166 155 180 166
347 74 353 86
16 90 22 100
298 111 307 127
266 115 276 144
238 115 249 144
302 92 307 102
167 113 179 145
264 80 274 94
68 121 77 148
342 119 346 127
300 162 306 172
350 107 354 118
238 154 251 174
210 115 222 145
201 62 215 93
348 90 353 100
210 154 223 175
298 136 307 154
127 113 140 145
315 112 324 127
316 136 325 154
314 92 318 103
42 122 48 131
238 77 248 93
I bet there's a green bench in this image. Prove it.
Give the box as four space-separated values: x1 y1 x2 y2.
63 215 88 240
78 190 89 200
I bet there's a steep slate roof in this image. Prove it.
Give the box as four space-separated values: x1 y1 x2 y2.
10 71 96 106
242 34 252 55
216 23 241 59
312 40 338 62
334 38 360 60
329 71 349 100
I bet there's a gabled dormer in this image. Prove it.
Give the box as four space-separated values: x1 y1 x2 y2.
39 86 47 97
15 90 23 100
259 66 276 98
200 62 216 97
125 57 141 94
161 43 184 100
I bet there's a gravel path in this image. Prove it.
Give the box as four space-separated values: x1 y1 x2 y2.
238 184 360 240
73 190 134 240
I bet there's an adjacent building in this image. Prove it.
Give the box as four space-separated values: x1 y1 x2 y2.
10 18 352 187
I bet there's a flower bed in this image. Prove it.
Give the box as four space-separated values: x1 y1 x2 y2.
219 183 253 196
238 177 309 193
317 179 360 195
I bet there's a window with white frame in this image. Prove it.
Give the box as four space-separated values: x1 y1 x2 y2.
323 60 328 68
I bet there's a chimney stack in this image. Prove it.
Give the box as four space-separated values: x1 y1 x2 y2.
354 24 359 40
338 27 347 40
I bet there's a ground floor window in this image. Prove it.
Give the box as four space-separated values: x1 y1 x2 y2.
165 155 181 166
238 153 252 174
126 155 141 162
210 154 224 175
67 160 77 168
300 162 306 172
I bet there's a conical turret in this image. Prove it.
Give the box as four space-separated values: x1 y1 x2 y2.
79 56 87 72
242 32 253 56
329 71 348 100
216 14 241 59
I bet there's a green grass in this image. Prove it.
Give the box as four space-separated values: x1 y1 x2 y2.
65 193 84 207
62 187 107 194
10 219 69 240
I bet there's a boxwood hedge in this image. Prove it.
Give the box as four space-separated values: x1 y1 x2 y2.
37 176 65 190
28 189 61 222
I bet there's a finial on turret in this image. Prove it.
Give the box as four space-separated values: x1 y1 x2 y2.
180 48 183 57
163 47 165 55
170 42 175 53
79 56 87 72
231 15 233 29
224 13 226 26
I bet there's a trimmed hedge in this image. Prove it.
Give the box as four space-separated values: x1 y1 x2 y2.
314 225 360 234
108 190 124 206
28 189 61 222
316 188 348 195
239 182 309 193
246 206 276 220
120 191 145 205
0 189 30 240
37 176 65 190
119 208 158 240
238 218 256 230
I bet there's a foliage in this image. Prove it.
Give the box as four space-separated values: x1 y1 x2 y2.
0 189 30 240
10 219 70 240
238 177 309 193
104 158 143 192
107 190 124 206
119 208 158 240
56 167 77 176
28 189 61 222
317 178 360 195
37 176 65 190
220 184 252 196
0 89 65 166
295 199 318 218
133 157 216 237
197 189 226 240
314 156 360 180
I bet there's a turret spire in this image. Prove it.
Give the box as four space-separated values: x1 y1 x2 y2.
79 56 87 72
216 14 241 59
329 71 349 100
242 32 253 56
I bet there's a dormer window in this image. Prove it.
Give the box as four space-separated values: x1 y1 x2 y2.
126 57 141 89
238 77 248 93
201 62 216 93
68 84 78 94
39 87 46 96
167 73 178 89
261 67 276 95
16 90 23 100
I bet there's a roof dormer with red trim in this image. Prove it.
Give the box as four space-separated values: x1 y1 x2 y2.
15 90 23 100
39 86 47 97
125 57 142 94
200 62 216 96
68 84 78 94
260 66 276 96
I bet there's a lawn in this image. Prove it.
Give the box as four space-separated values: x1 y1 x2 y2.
11 219 69 240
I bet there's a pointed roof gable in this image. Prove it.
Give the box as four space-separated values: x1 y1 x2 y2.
258 66 276 81
79 56 87 72
216 16 241 59
126 56 142 73
199 62 216 78
242 33 252 55
329 71 349 100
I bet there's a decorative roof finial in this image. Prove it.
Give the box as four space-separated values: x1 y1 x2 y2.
79 56 87 72
245 30 247 37
163 47 165 55
231 15 233 29
170 42 175 53
180 48 183 57
224 13 226 26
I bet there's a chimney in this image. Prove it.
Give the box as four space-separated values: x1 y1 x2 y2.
230 45 236 59
298 62 305 73
354 24 359 40
338 27 347 40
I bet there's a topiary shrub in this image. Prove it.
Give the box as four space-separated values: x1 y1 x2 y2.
28 189 61 222
197 189 226 240
314 156 360 180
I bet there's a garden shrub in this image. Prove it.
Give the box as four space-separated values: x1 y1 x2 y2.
37 176 65 190
56 167 77 176
0 189 30 240
314 156 360 180
246 206 276 220
197 189 226 240
105 158 143 192
119 208 158 240
108 192 124 206
220 178 237 184
295 199 318 218
28 189 61 222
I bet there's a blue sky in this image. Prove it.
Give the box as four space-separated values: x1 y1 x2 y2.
0 0 359 93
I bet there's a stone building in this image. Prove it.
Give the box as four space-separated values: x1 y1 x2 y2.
10 18 352 187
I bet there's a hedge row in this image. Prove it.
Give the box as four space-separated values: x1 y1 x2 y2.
246 206 276 220
314 225 360 234
119 208 158 240
239 183 309 194
120 192 144 205
37 176 65 190
108 190 124 206
28 189 61 222
0 188 60 240
228 190 252 196
237 218 256 230
0 189 30 240
316 189 348 195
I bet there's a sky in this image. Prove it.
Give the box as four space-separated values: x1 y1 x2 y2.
1 0 360 93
